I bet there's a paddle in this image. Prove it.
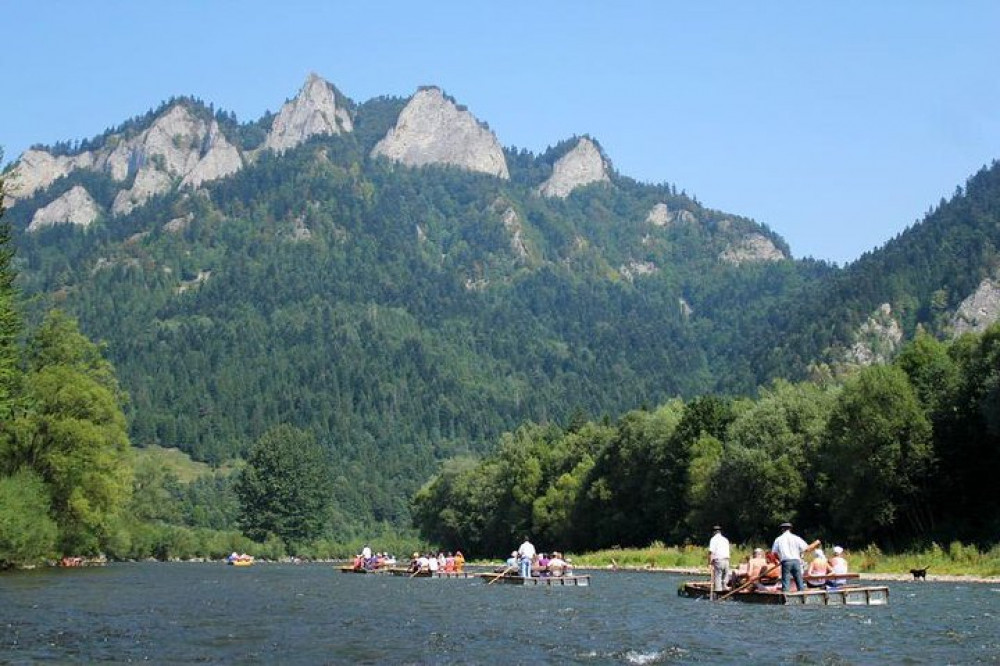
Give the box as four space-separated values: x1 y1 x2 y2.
409 567 422 578
486 565 515 585
708 564 715 601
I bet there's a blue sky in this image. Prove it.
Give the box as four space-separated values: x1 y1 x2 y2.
3 1 999 264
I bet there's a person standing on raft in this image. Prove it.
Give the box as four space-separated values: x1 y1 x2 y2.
771 521 820 592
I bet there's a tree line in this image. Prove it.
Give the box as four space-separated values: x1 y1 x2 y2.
413 326 1000 557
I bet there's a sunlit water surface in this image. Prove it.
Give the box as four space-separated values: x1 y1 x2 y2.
1 563 998 664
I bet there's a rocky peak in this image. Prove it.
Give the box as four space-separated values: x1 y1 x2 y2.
537 137 610 198
719 233 786 265
27 185 101 231
264 73 353 153
110 103 243 215
371 87 509 179
951 277 1000 336
14 102 243 220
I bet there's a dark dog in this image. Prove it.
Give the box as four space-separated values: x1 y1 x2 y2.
909 566 929 580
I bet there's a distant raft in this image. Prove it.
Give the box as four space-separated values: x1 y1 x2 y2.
479 572 591 587
338 565 390 574
387 568 478 578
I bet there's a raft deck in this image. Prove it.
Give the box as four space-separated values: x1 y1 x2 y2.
678 580 888 606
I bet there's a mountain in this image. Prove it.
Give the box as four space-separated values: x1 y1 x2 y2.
4 74 999 532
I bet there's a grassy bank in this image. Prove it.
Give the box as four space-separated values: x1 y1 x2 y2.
560 541 1000 578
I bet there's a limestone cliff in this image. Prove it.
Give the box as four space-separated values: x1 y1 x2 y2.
110 105 243 215
27 185 101 231
14 102 243 221
951 277 1000 336
371 87 509 179
181 120 244 188
537 137 610 198
719 233 786 265
7 149 94 205
264 73 353 153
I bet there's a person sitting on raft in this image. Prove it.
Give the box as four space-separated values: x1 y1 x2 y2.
827 546 849 589
746 549 782 591
535 553 551 577
806 548 832 587
547 552 569 577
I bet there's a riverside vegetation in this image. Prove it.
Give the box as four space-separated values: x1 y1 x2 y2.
2 81 1000 571
560 543 1000 579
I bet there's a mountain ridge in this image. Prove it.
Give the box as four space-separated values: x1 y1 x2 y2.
4 73 999 532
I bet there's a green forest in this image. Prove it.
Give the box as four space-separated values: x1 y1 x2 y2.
2 90 1000 566
413 327 1000 556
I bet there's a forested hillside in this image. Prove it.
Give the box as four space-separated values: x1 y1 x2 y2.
4 78 1000 539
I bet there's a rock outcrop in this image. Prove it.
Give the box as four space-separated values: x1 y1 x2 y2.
846 303 904 366
645 203 697 227
7 149 95 205
620 260 658 282
112 167 173 216
27 185 101 231
719 233 786 265
951 278 1000 336
646 203 671 227
537 137 610 198
371 87 509 179
264 73 353 153
110 105 243 215
14 102 243 221
181 121 244 188
498 204 528 261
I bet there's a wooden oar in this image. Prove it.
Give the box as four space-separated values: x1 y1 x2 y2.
486 565 515 585
409 566 423 578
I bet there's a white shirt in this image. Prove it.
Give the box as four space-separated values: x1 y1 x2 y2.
518 540 536 560
708 533 730 561
772 530 809 562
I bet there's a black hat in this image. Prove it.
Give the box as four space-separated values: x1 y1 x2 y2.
779 521 792 529
712 525 722 531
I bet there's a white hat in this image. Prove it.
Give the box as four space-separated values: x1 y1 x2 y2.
833 546 843 555
813 549 825 559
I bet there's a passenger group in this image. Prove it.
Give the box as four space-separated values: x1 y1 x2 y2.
709 522 851 593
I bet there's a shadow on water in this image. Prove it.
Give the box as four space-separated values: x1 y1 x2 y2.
1 564 997 664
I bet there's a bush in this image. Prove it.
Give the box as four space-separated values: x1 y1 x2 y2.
0 470 59 566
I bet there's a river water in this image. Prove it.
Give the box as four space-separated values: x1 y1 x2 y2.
1 563 997 664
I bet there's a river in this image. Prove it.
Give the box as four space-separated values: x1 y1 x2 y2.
1 563 997 664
